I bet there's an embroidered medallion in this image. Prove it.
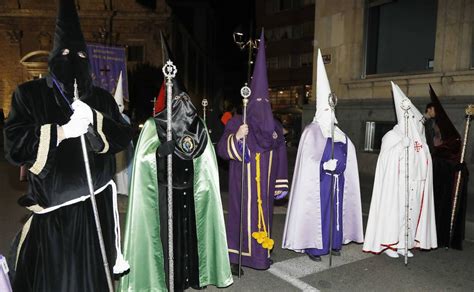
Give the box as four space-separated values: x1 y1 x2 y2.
181 135 195 153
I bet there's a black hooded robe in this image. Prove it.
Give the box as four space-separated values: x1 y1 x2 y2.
425 85 469 250
4 78 132 291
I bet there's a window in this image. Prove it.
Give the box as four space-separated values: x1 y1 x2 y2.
300 53 312 67
267 57 278 69
292 24 303 39
364 121 396 152
265 0 313 14
290 54 300 68
281 0 293 10
302 21 313 37
280 26 292 40
266 29 275 41
265 0 279 14
268 85 307 109
266 23 312 42
278 55 290 68
364 0 437 75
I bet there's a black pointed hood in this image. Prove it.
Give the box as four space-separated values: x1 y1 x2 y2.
50 0 87 60
48 0 92 98
154 32 207 160
428 84 462 161
429 84 461 141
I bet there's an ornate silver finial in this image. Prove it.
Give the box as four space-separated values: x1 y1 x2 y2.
241 84 251 107
401 98 411 111
241 84 251 99
162 60 177 81
201 99 208 107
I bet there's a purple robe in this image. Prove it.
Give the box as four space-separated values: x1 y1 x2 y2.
217 115 288 270
306 136 347 256
282 122 363 253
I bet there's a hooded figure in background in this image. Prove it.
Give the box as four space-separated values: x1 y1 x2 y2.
113 71 134 195
217 30 289 273
425 85 468 250
3 0 133 290
282 50 363 261
118 34 232 292
363 82 437 258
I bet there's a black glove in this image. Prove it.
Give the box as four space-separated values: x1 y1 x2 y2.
454 162 467 172
157 140 176 157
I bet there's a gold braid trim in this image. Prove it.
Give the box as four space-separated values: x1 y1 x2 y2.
29 124 51 175
227 134 235 160
251 153 274 250
96 111 109 154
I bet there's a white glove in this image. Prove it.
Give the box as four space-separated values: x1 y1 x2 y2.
61 118 90 139
235 124 249 140
323 159 338 171
402 137 411 148
71 100 93 125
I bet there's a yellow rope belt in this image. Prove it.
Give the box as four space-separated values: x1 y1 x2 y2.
251 153 274 250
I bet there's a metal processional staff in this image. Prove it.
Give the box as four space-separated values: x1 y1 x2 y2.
163 60 177 292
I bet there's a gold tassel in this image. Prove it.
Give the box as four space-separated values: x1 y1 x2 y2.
251 153 274 250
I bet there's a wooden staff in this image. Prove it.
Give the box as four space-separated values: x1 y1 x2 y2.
449 104 474 247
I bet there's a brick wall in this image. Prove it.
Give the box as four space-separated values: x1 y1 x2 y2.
0 0 171 117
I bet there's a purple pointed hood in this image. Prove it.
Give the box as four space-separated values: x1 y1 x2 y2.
246 29 284 152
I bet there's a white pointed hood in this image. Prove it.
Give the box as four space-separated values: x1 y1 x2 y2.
391 81 425 137
313 49 345 142
391 81 429 180
114 71 124 113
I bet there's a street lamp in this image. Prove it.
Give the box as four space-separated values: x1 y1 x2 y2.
233 30 259 82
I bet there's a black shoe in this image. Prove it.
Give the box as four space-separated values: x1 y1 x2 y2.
269 258 274 266
230 263 244 276
331 250 341 256
307 254 321 262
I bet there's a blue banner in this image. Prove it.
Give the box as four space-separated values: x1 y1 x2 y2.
87 44 129 101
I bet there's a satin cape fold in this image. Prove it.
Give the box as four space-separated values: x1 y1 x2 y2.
118 118 232 291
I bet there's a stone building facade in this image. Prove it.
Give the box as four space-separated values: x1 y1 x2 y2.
307 0 474 229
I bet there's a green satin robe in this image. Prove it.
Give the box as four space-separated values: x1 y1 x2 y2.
118 118 233 291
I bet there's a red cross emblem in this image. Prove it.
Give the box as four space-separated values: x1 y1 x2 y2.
414 141 423 152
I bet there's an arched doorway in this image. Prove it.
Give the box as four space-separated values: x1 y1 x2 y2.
20 50 49 79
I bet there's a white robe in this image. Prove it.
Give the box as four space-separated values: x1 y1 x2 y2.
363 125 437 253
114 113 132 195
282 122 364 251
